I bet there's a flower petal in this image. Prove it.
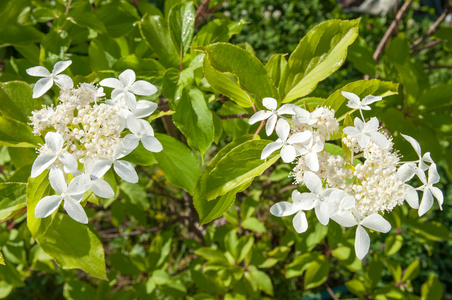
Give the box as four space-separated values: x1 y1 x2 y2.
405 185 419 209
275 118 290 141
280 145 296 163
397 163 415 182
35 195 62 218
90 160 112 179
33 77 53 98
401 134 422 156
134 100 158 118
418 189 433 217
124 92 137 112
59 152 78 174
262 97 277 110
430 186 443 209
355 225 370 260
26 66 50 77
261 141 283 160
361 95 381 105
356 133 371 149
428 164 440 185
277 104 296 115
369 131 389 148
343 126 361 137
119 69 136 87
45 132 64 153
127 115 142 134
270 201 298 217
129 81 157 96
265 114 277 136
303 171 322 195
67 174 92 195
287 131 312 145
314 203 329 225
31 154 57 178
54 74 74 89
123 134 140 151
114 160 138 183
142 135 163 153
49 167 67 194
99 78 122 89
361 214 391 233
305 151 320 172
293 211 308 233
91 179 115 198
63 196 88 224
52 60 72 75
248 110 272 125
332 210 357 227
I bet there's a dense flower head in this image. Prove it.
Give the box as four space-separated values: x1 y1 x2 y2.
28 61 162 224
252 92 444 260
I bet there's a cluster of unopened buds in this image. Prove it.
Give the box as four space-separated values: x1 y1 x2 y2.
250 93 443 259
27 61 163 224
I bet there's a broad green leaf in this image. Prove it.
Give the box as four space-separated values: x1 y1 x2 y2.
236 236 254 263
384 235 403 256
123 143 158 166
402 260 420 282
0 116 42 147
419 84 452 109
164 0 186 18
265 54 287 92
113 55 165 75
88 34 122 71
364 257 383 290
26 171 54 239
109 253 140 276
95 2 139 37
153 133 200 195
347 39 376 77
194 247 230 264
345 279 366 296
241 217 266 233
37 214 107 280
168 2 195 57
0 81 35 123
285 252 316 279
0 0 29 28
198 43 279 106
162 68 194 108
410 221 449 241
304 255 330 289
203 57 253 107
0 25 44 46
0 183 27 221
280 19 360 103
421 275 443 300
139 15 179 68
192 19 231 47
386 35 410 65
433 27 452 51
248 266 273 296
202 139 279 201
323 79 399 115
63 281 95 300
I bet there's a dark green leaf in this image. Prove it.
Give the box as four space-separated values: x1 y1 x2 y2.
0 81 34 123
168 2 195 57
421 275 443 300
304 255 329 289
385 235 403 256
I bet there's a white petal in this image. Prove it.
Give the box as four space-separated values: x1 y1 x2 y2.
416 168 428 185
277 104 296 115
397 163 415 182
361 95 381 105
67 175 92 195
361 214 391 233
248 110 272 125
63 196 88 224
114 160 138 183
356 134 371 148
33 77 53 98
119 69 136 87
127 115 143 134
311 138 324 152
364 117 380 132
124 92 137 112
292 192 317 210
91 179 115 198
123 134 140 151
35 195 62 218
353 117 365 131
287 131 312 144
422 152 433 164
90 160 112 179
314 203 329 225
142 135 163 153
270 201 298 217
139 119 154 136
26 66 50 77
303 171 322 195
265 114 277 136
275 119 290 141
418 189 433 217
341 91 360 103
401 134 422 156
332 210 357 227
52 60 72 75
280 145 296 163
262 97 277 110
305 151 319 172
369 132 389 148
430 187 443 209
428 164 440 185
54 74 73 88
343 126 361 137
261 141 283 160
45 132 64 153
355 225 370 260
31 154 57 178
404 185 419 209
134 100 158 118
99 78 122 89
129 81 157 96
292 211 308 233
59 152 78 174
49 167 67 194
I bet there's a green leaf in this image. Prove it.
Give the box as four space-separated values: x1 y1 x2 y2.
285 252 316 279
37 214 107 280
139 15 179 68
192 19 231 47
194 247 230 264
236 236 254 263
241 217 266 233
199 139 279 201
63 281 95 300
0 25 44 46
410 221 449 241
88 34 122 71
384 235 403 256
345 279 366 296
203 57 253 107
418 84 452 109
323 79 399 115
122 143 158 166
304 255 329 289
26 171 53 239
0 251 4 265
95 2 139 38
265 54 287 91
280 19 360 103
402 260 420 282
109 253 140 276
347 39 376 77
153 133 200 195
198 43 279 106
0 81 35 123
173 87 214 155
421 275 443 300
248 266 273 296
433 27 452 51
168 2 195 57
0 116 42 147
0 183 26 221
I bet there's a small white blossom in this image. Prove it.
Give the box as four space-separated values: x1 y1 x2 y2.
342 91 382 112
343 117 388 149
71 160 115 199
417 164 443 216
248 97 296 136
26 61 73 98
123 116 163 153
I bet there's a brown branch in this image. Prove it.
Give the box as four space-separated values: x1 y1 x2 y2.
410 39 442 55
194 0 226 29
423 65 452 69
411 3 451 49
219 113 252 120
0 207 27 224
326 285 340 300
253 120 265 138
373 0 413 62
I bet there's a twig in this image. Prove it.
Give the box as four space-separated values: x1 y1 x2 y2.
373 0 413 62
410 40 442 55
194 0 226 29
219 113 251 120
0 207 27 224
253 120 265 138
326 285 339 300
411 3 451 50
278 185 297 194
423 65 452 69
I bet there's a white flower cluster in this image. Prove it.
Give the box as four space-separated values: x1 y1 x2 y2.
27 61 162 224
251 92 443 260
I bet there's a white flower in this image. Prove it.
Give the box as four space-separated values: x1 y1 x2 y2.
328 190 355 216
343 117 388 149
70 160 115 199
99 69 157 112
332 210 391 260
417 164 443 216
292 106 322 126
261 121 311 163
31 132 78 177
26 61 73 98
105 145 139 184
248 97 296 136
400 134 433 172
123 116 163 153
35 168 90 224
296 136 324 172
342 91 382 112
270 190 315 233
